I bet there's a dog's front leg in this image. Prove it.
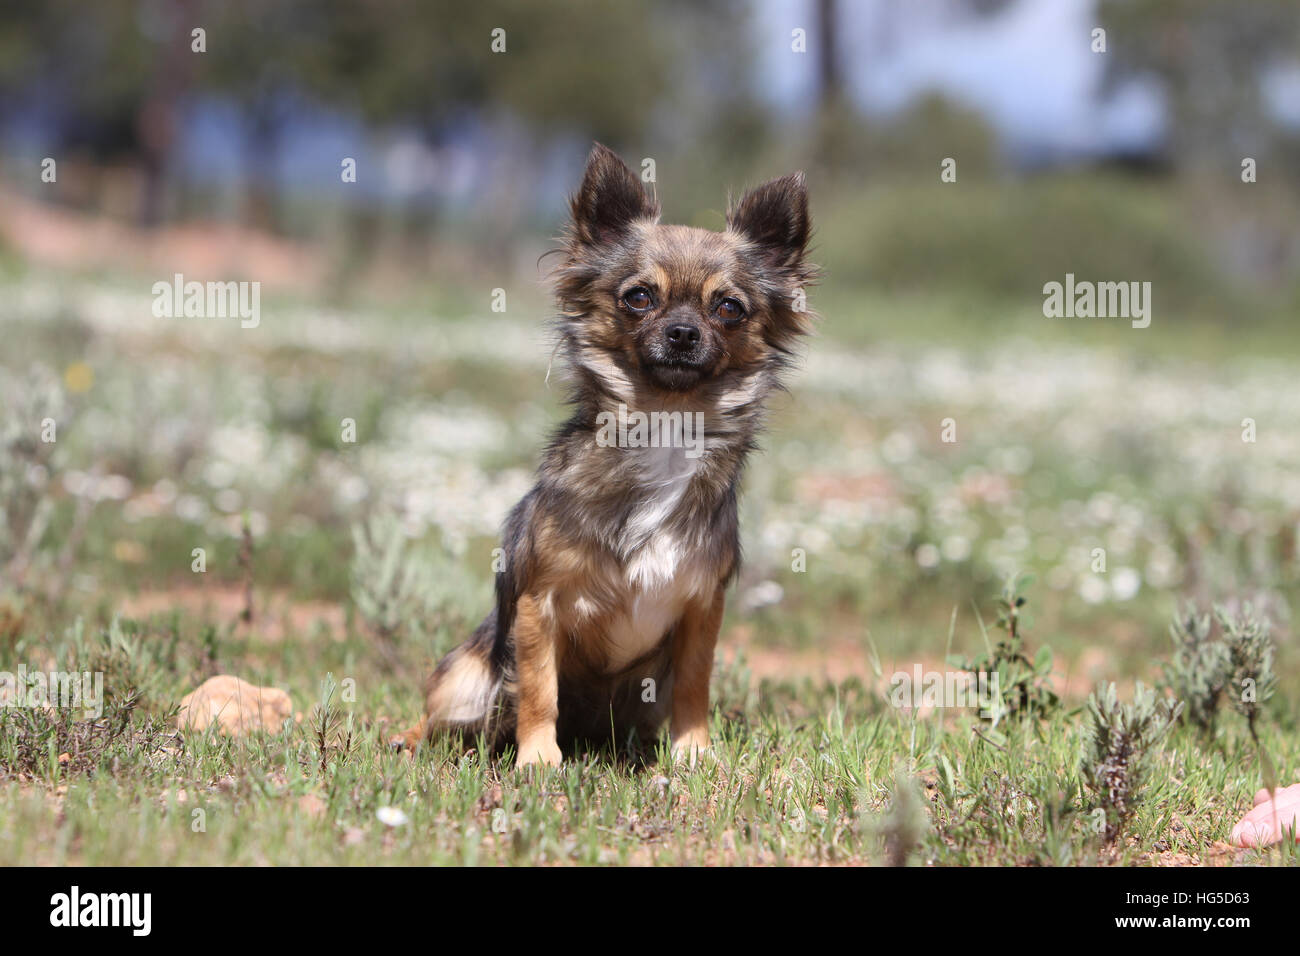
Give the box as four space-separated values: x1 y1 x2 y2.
670 584 725 764
513 593 563 768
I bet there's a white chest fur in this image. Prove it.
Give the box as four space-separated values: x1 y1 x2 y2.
602 444 710 670
604 530 717 670
621 444 697 564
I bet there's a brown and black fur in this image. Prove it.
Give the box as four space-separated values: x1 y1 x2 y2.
413 143 816 767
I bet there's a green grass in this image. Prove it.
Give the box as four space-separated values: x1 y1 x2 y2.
0 588 1293 866
0 614 1293 866
1 261 1296 866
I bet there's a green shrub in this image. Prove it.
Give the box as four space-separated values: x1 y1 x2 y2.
1081 681 1182 846
949 574 1059 725
1159 601 1277 735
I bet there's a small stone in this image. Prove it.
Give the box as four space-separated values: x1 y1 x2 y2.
177 675 293 736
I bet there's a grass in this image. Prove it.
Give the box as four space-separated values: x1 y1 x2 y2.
0 256 1296 866
0 580 1293 866
0 610 1292 866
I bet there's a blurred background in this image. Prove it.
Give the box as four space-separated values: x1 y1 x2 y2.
0 0 1297 697
3 0 1300 310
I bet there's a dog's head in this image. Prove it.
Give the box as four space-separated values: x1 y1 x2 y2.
554 144 816 401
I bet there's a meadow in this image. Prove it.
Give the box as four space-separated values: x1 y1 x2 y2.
0 254 1296 866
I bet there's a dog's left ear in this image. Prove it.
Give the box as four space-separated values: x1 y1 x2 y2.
727 172 810 270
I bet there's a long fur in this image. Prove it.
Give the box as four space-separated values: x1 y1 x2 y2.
416 143 817 758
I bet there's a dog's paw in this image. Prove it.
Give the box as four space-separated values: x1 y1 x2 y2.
515 739 563 770
389 722 425 757
670 736 715 770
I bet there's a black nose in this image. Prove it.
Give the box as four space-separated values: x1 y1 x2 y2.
665 324 700 348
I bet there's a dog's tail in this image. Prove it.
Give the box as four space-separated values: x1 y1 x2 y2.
424 639 502 729
412 610 511 749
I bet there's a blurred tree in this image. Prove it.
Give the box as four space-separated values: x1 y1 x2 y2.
288 0 759 257
812 0 864 179
1097 0 1300 168
195 0 321 231
0 0 194 224
0 0 767 248
290 1 683 149
815 0 842 107
957 0 1016 15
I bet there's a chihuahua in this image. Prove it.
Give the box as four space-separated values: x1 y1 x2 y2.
413 143 815 767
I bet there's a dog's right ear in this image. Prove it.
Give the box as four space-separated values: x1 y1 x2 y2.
568 143 659 248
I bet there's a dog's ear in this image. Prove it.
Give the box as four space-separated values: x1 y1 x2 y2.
727 172 810 270
569 143 658 247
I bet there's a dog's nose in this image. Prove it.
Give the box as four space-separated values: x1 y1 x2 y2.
665 324 700 348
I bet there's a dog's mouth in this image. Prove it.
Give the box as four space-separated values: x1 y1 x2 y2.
644 356 714 391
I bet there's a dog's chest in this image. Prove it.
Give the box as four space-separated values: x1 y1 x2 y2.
600 532 711 670
600 445 713 670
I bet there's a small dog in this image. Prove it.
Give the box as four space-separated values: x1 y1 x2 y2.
414 143 816 766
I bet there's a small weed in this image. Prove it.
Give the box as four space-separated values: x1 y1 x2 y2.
350 512 483 665
875 764 929 866
308 672 356 773
1161 604 1229 732
1218 604 1277 732
1081 681 1181 847
0 619 179 782
950 574 1059 724
1159 601 1277 739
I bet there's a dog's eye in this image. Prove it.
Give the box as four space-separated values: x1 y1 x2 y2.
717 298 745 322
623 287 653 311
